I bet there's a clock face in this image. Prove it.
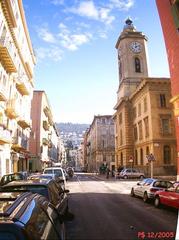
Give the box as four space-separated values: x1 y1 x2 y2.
130 41 142 53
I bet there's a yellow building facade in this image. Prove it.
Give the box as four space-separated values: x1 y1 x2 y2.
0 0 35 175
114 19 176 176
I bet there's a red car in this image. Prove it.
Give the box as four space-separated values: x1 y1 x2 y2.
154 185 179 209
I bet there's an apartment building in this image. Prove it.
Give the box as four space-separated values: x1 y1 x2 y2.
86 115 115 172
29 91 59 171
156 0 179 178
0 0 35 175
114 19 176 176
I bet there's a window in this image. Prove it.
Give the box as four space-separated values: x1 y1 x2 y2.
135 57 141 72
135 150 138 165
134 125 138 141
138 103 141 116
144 97 147 112
140 148 143 165
119 112 122 124
161 118 170 134
120 129 123 145
160 94 166 108
146 146 149 156
138 121 143 140
144 117 149 138
133 107 136 119
171 1 179 30
120 152 123 166
163 145 171 164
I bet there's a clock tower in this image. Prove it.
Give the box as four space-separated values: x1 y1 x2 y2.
116 18 149 99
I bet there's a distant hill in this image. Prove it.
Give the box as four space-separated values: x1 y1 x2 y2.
56 123 89 134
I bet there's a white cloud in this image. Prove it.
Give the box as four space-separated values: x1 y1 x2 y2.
36 47 63 61
50 0 64 5
67 1 115 26
70 1 99 19
38 28 56 43
109 0 134 11
99 8 115 25
59 31 92 51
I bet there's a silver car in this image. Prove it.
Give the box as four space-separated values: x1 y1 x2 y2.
119 168 145 179
130 178 173 202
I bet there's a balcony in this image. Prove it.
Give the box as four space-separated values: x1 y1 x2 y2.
5 99 19 119
43 120 49 131
12 136 28 152
0 36 17 73
0 126 11 145
0 84 8 101
17 118 31 129
16 76 30 95
42 138 49 146
1 0 17 29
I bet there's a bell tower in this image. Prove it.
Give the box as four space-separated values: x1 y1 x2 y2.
116 18 149 100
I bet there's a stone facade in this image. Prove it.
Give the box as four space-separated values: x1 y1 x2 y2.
86 115 115 172
114 19 177 176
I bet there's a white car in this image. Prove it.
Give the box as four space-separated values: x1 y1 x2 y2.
130 178 173 202
43 167 66 187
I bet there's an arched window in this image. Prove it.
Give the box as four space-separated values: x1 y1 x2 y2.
135 149 138 165
120 152 123 166
163 145 171 164
146 146 149 156
140 148 143 165
135 57 141 73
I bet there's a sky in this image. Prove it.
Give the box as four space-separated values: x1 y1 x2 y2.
23 0 170 124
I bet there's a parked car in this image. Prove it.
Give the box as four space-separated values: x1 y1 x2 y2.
119 168 145 179
0 191 66 240
131 178 173 202
0 172 26 186
43 167 66 186
154 184 179 209
0 178 69 218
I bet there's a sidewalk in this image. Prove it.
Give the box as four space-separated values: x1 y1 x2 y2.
92 173 177 182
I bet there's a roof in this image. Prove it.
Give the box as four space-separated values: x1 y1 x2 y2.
1 179 51 187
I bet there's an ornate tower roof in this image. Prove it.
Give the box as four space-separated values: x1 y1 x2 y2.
123 18 136 32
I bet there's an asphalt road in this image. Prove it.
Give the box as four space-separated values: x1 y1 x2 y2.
65 173 178 240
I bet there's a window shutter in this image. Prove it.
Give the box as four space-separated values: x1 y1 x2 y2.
171 3 179 29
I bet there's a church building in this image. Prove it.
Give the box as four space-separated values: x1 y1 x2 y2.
113 19 177 176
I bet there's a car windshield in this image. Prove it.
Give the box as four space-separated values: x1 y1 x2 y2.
2 185 49 199
153 181 173 188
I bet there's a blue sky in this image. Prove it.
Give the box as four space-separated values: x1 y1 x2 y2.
23 0 170 124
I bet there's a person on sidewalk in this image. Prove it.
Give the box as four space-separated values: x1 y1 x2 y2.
106 167 110 179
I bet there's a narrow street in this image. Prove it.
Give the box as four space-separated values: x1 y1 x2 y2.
66 173 178 240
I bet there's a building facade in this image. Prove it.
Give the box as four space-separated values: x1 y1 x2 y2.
155 0 179 178
29 91 59 171
86 115 115 172
114 19 176 176
0 0 35 175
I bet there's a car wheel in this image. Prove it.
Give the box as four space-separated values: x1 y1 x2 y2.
131 188 135 197
143 192 148 203
123 175 128 179
154 196 160 208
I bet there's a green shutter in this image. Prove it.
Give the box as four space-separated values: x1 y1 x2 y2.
171 3 179 29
